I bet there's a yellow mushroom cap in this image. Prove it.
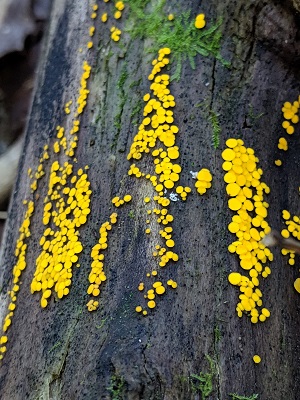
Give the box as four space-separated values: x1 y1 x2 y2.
226 183 240 197
261 308 270 317
228 272 242 285
253 354 261 364
148 300 156 309
156 286 166 295
124 194 132 202
222 148 236 161
294 278 300 293
197 168 212 182
228 198 242 211
166 239 175 248
226 138 238 148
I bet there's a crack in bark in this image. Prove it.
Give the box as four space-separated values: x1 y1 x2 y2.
141 342 153 387
46 312 81 399
240 13 258 85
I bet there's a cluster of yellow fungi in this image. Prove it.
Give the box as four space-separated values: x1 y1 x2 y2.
64 100 72 114
223 138 273 323
1 10 95 360
195 168 213 195
112 194 132 207
88 213 118 307
86 1 125 46
280 210 300 293
110 27 122 42
0 201 34 358
86 299 99 311
30 52 93 308
275 96 299 166
0 0 97 361
97 0 124 41
114 1 125 19
175 185 192 200
123 48 185 314
0 54 91 359
31 165 91 307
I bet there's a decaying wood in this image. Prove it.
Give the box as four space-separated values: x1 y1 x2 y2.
0 0 299 399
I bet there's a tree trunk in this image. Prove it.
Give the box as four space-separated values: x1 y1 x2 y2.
0 0 300 399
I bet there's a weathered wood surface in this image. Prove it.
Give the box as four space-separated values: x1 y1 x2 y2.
0 0 300 399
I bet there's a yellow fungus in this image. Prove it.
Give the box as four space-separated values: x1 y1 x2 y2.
226 183 240 197
228 198 242 211
124 194 132 202
294 278 300 293
195 14 206 29
155 286 166 295
148 300 156 309
41 298 48 308
228 272 242 285
166 239 175 248
222 148 235 161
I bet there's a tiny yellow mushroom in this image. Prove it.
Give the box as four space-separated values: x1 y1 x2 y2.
228 272 242 285
294 278 300 293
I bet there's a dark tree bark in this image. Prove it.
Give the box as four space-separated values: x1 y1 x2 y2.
0 0 300 399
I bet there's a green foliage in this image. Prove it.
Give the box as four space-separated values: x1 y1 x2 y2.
124 0 229 80
131 101 143 125
209 110 221 149
230 394 258 400
117 66 129 91
107 375 125 400
248 104 265 123
125 0 166 40
190 355 216 400
128 210 135 218
214 325 221 342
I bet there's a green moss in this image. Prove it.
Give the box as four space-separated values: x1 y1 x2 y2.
48 341 61 353
214 325 221 343
248 104 265 124
209 110 221 149
230 394 258 400
107 374 125 400
190 355 216 399
117 66 129 91
128 210 135 218
95 317 108 329
131 101 143 125
113 64 129 146
129 78 142 88
124 0 229 80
